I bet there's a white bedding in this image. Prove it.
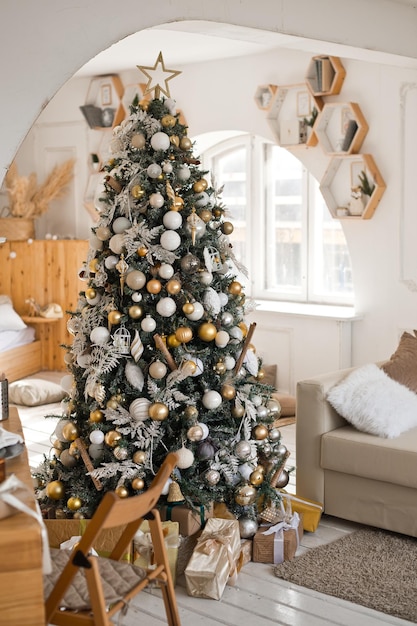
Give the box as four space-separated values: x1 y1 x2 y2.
0 326 36 353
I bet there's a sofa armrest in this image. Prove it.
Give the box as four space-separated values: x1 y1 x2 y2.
295 367 353 505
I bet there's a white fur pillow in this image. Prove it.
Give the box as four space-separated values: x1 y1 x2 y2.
327 363 417 438
9 379 67 406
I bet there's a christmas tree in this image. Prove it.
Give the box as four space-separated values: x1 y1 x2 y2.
35 53 288 532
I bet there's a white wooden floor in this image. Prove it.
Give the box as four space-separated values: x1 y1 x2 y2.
15 372 414 626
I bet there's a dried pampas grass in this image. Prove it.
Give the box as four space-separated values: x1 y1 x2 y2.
5 159 75 218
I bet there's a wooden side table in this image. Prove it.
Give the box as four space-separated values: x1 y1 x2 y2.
22 315 60 370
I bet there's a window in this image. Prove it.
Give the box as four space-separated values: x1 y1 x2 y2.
199 133 354 306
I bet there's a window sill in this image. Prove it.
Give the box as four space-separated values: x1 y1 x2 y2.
253 299 361 321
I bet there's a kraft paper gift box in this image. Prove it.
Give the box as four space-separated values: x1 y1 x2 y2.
252 513 303 564
133 519 180 585
159 501 214 536
184 518 241 600
44 519 133 562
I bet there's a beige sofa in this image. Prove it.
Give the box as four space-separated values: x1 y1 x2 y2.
295 366 417 537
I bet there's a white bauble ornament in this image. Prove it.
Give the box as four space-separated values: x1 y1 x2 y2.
147 163 162 178
132 292 143 302
161 477 172 495
141 315 156 332
238 463 254 481
160 230 181 251
96 226 112 241
203 287 221 315
162 162 173 174
230 326 244 341
151 131 170 151
104 255 119 270
185 301 204 321
199 270 213 285
89 444 104 460
163 210 182 230
197 422 209 439
125 360 144 390
55 419 71 442
89 430 105 445
149 360 168 379
252 395 262 407
76 353 91 368
129 398 151 421
177 164 191 181
86 293 101 306
175 446 195 469
126 270 146 290
202 390 222 410
215 330 230 348
90 326 110 345
149 192 165 208
158 263 174 279
164 98 176 115
224 355 236 370
219 292 229 307
89 234 103 250
194 191 209 207
156 297 177 317
109 233 125 254
113 216 132 233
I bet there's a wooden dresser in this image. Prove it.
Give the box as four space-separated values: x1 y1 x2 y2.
0 407 45 625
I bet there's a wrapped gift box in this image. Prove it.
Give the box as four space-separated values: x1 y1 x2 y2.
253 513 303 564
133 520 179 585
44 519 132 562
160 501 214 536
185 518 241 600
280 491 323 532
237 538 253 572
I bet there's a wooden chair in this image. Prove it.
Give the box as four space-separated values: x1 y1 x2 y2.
44 452 180 626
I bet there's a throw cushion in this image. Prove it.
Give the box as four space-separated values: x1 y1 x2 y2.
271 392 296 417
381 330 417 393
9 379 67 406
262 364 277 388
0 300 27 331
327 363 417 438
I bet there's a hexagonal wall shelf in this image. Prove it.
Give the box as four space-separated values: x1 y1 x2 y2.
320 154 386 219
254 84 277 111
305 55 346 96
314 102 369 155
81 75 125 130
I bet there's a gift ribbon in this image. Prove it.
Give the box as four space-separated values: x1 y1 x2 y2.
134 526 180 565
165 501 207 528
0 473 52 573
196 532 238 586
261 512 301 564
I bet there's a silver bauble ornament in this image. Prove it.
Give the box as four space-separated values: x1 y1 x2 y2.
235 440 252 460
238 516 259 538
205 469 221 485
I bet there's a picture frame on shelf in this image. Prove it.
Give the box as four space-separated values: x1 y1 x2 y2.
101 83 112 106
297 91 311 117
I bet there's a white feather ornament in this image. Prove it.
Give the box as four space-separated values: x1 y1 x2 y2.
244 349 259 376
125 360 144 391
203 287 221 315
130 330 144 362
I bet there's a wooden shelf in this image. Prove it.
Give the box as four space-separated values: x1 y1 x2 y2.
319 154 386 219
314 102 368 155
305 55 346 96
254 84 278 111
81 75 125 130
21 316 60 324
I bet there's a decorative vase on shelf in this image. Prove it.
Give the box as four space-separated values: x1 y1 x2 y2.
348 187 365 216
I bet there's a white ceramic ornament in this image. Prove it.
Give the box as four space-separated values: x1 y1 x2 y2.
160 230 181 251
104 255 119 270
126 270 146 290
162 162 173 174
149 360 167 379
177 164 191 181
109 233 125 254
90 326 110 345
129 397 151 421
125 360 144 390
89 233 103 250
175 446 195 469
88 444 105 460
238 463 253 481
197 422 209 439
158 263 174 279
141 315 156 332
215 330 230 348
151 131 170 151
156 297 177 317
89 430 105 445
163 210 182 230
76 353 91 368
224 355 236 370
149 192 165 208
202 390 222 410
185 301 204 321
229 326 244 341
147 163 162 178
112 216 132 233
132 292 143 302
199 270 213 285
194 191 209 207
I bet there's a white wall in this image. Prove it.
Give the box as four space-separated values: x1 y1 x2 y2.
1 0 417 391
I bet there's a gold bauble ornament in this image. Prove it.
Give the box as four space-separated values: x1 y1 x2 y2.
137 245 148 257
146 279 162 294
69 441 80 457
193 179 208 193
89 258 99 273
180 136 192 150
106 397 119 410
46 480 65 500
105 430 122 447
166 278 182 295
170 135 180 147
232 405 245 418
214 360 227 375
149 360 167 379
85 287 97 300
131 184 145 199
198 322 217 342
256 368 265 381
221 221 234 235
148 402 169 421
167 333 181 348
133 450 147 464
198 208 212 223
184 405 199 420
89 409 104 423
228 281 242 295
67 496 82 511
182 360 197 375
249 470 264 486
221 383 237 400
73 512 85 520
252 424 269 440
108 310 122 325
132 477 145 490
128 304 144 319
62 422 79 442
235 484 257 506
182 301 194 315
239 322 248 337
115 486 129 499
131 133 146 149
175 326 193 343
172 196 184 211
161 114 176 128
53 439 63 451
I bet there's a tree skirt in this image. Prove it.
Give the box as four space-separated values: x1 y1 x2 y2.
274 528 417 622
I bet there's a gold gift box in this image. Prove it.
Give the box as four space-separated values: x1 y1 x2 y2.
133 520 179 585
184 518 241 600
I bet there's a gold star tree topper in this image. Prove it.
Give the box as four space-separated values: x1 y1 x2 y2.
137 51 181 99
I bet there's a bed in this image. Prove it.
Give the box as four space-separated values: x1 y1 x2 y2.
0 296 42 382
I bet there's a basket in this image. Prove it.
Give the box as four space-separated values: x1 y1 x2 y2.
0 218 35 241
